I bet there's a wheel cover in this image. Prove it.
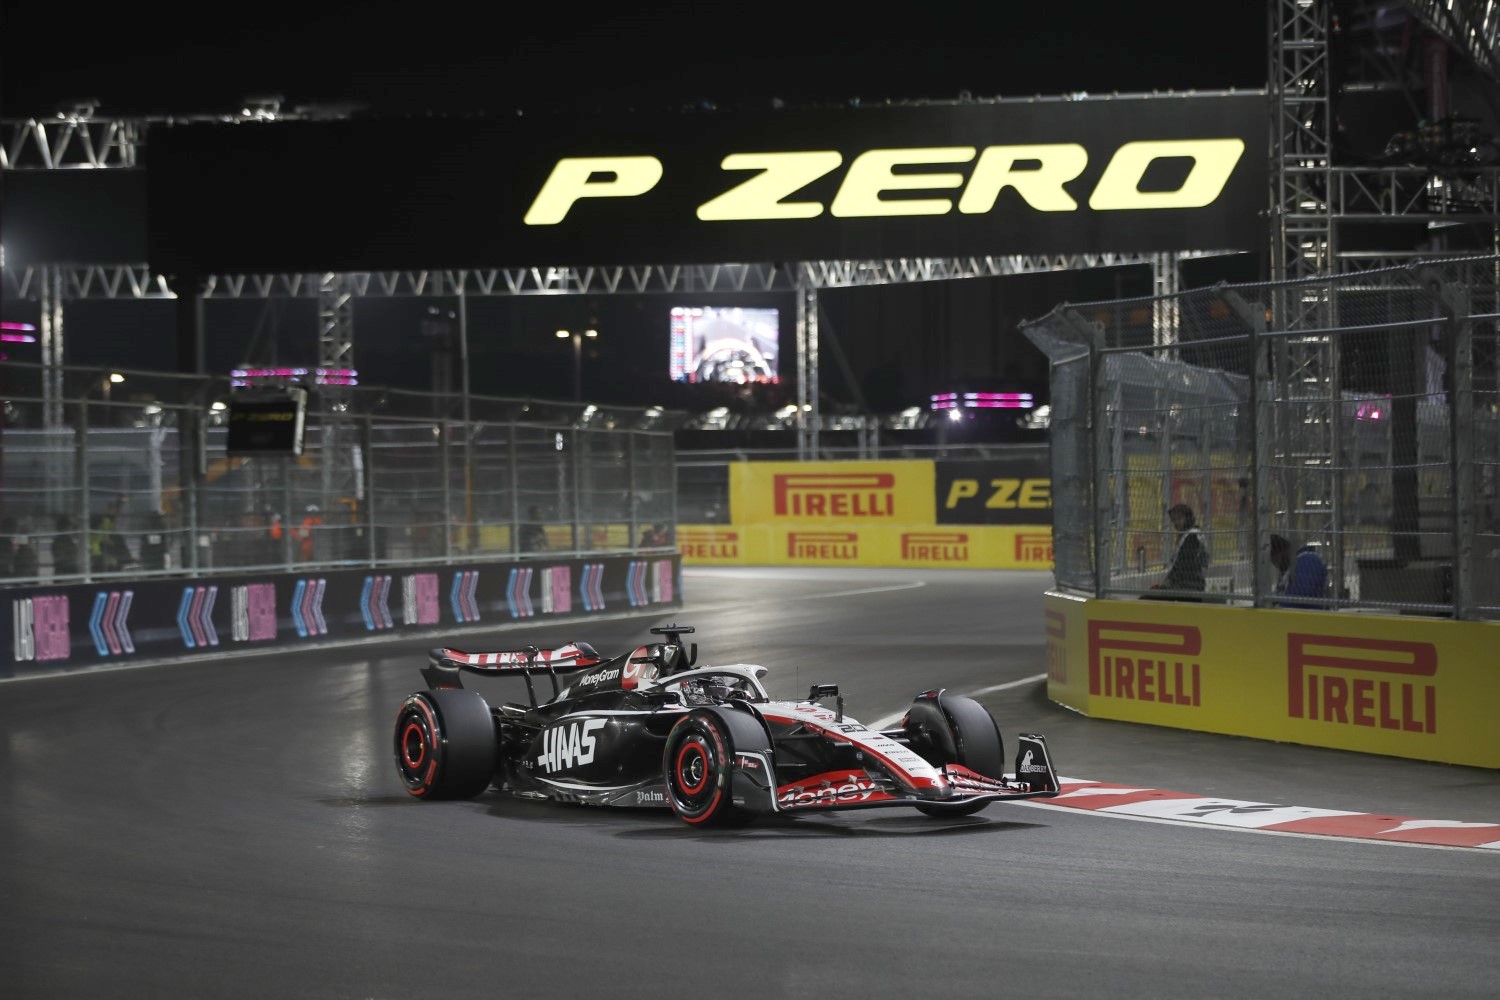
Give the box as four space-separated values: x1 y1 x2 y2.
667 724 727 822
394 699 441 794
675 739 709 795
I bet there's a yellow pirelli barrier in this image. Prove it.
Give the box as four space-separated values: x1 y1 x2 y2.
1044 592 1500 768
679 523 1053 569
680 459 1054 570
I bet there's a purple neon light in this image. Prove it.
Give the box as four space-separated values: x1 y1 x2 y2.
1 321 38 332
1 332 38 343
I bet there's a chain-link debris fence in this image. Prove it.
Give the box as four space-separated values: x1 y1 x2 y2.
1023 255 1500 619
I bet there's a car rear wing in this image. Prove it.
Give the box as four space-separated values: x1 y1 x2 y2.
423 642 605 705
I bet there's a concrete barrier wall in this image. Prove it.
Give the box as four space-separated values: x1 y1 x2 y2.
679 459 1053 570
3 554 681 679
1044 592 1500 768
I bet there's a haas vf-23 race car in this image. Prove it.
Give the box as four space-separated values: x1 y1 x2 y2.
393 625 1060 825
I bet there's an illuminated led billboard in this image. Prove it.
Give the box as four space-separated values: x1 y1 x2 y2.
669 306 780 384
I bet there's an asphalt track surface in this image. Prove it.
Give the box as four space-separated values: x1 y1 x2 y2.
3 567 1497 999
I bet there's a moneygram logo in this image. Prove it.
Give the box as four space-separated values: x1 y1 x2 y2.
1014 531 1053 564
788 531 859 560
678 528 739 559
773 472 895 518
1087 620 1202 706
1287 633 1438 733
901 531 969 562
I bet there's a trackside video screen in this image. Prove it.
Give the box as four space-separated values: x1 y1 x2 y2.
669 306 780 384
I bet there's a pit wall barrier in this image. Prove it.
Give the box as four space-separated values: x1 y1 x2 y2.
1044 592 1500 769
678 459 1053 570
2 554 682 680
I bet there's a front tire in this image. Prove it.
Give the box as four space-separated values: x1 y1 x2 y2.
663 712 748 827
394 689 496 800
904 692 1005 818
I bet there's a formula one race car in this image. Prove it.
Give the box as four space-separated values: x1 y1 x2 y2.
393 625 1059 826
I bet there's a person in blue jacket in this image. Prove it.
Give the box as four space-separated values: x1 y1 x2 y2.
1270 534 1329 609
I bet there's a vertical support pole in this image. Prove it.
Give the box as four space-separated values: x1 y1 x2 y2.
1092 344 1113 598
457 283 474 553
281 454 294 570
571 429 583 553
1151 252 1180 347
1328 273 1346 604
1106 382 1123 575
1429 272 1474 618
508 420 520 555
795 275 809 461
363 416 377 567
40 266 66 430
1221 288 1270 605
440 418 453 562
667 434 679 540
77 400 92 581
170 274 207 576
806 285 820 460
628 432 639 550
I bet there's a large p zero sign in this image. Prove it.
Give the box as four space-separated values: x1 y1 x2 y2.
148 93 1267 273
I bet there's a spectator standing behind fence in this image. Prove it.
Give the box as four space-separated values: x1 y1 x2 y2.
519 505 548 553
638 523 672 547
1270 534 1329 609
1145 503 1208 601
294 505 322 562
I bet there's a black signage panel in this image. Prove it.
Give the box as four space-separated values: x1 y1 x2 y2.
935 458 1053 525
227 393 306 455
1 553 682 677
148 93 1267 274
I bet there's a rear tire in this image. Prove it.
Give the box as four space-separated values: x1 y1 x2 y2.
394 689 496 800
663 712 749 827
904 692 1005 818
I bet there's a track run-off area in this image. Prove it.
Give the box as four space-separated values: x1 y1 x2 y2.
3 567 1497 999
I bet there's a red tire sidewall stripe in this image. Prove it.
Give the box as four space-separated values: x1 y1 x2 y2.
678 721 728 824
399 696 442 797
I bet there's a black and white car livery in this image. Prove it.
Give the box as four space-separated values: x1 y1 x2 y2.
393 624 1059 826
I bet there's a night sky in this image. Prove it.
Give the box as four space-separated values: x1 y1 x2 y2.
1 0 1270 412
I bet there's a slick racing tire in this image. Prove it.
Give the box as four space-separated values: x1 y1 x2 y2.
904 692 1005 818
663 712 749 827
394 689 497 800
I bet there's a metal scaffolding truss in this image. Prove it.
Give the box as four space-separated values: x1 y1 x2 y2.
1270 0 1340 567
1403 0 1500 85
1271 0 1335 290
1334 165 1500 220
1 115 145 170
1 253 1211 302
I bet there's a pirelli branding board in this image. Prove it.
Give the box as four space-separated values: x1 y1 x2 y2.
676 527 740 563
1087 620 1202 707
936 458 1052 526
678 523 1052 569
734 461 934 526
1043 593 1500 768
1287 634 1438 734
701 460 1052 569
148 93 1267 273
